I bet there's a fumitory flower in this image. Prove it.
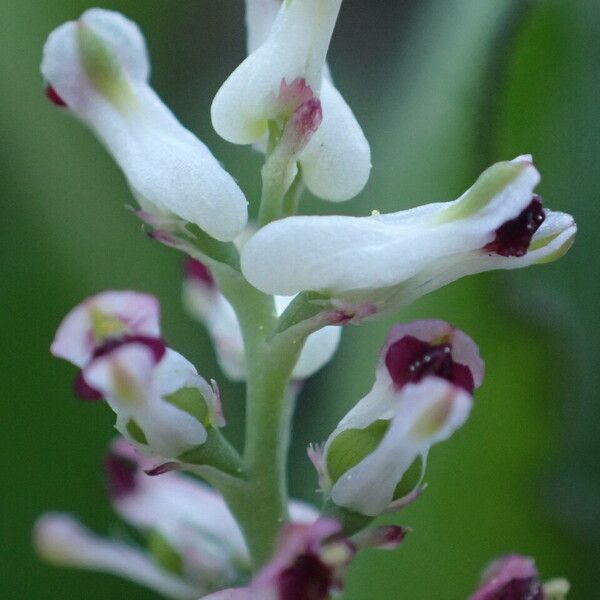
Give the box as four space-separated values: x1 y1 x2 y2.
35 439 320 599
51 291 222 459
470 554 570 600
184 258 341 381
212 0 371 202
312 320 484 516
203 518 408 600
241 156 576 320
41 8 247 241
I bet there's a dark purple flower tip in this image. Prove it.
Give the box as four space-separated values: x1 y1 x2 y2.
93 335 166 364
385 335 474 393
484 196 546 257
492 578 543 599
145 462 181 476
278 553 333 600
184 258 215 288
45 84 67 107
471 555 544 600
105 451 138 499
73 371 104 401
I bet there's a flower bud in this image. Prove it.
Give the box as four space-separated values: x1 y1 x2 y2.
241 156 576 319
315 320 483 516
41 8 247 241
470 554 570 600
212 0 371 202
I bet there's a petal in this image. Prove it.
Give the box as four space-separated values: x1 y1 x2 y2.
240 159 542 296
51 291 160 367
108 440 249 561
42 9 247 241
299 79 371 201
34 513 198 599
85 345 209 457
330 378 472 515
390 209 577 310
212 0 342 144
184 278 246 382
253 519 341 590
470 554 542 600
245 0 281 54
289 499 320 524
382 320 484 390
186 290 341 381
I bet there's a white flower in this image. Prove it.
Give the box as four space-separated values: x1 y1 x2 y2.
85 346 219 458
184 258 342 381
35 439 320 599
241 157 576 318
203 518 408 600
316 320 483 516
41 8 247 241
35 513 199 600
212 0 371 202
51 291 222 459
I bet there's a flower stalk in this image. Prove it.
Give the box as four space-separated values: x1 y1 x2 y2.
38 5 576 599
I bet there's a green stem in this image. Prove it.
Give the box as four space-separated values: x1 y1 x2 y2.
209 263 304 567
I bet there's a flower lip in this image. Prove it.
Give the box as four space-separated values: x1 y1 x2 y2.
470 554 543 600
385 335 475 394
278 552 332 600
484 195 545 257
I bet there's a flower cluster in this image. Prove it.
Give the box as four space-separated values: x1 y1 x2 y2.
37 2 574 599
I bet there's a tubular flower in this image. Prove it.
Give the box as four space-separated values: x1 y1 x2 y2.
241 156 576 319
35 439 320 600
470 555 570 600
202 518 408 600
313 320 484 516
184 258 341 381
51 291 222 459
41 8 247 241
212 0 371 202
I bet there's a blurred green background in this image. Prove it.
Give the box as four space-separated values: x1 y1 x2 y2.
1 0 598 597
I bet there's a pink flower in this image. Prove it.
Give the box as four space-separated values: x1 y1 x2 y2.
470 554 569 600
316 320 484 516
203 519 408 600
